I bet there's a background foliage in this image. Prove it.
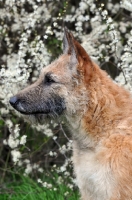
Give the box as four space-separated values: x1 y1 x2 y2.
0 0 132 198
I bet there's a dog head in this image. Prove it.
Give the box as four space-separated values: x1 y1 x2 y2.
9 28 93 124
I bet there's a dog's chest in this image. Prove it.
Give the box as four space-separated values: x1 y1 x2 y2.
72 141 114 200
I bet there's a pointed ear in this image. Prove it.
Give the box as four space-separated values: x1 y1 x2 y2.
72 35 94 82
63 27 78 65
63 27 70 54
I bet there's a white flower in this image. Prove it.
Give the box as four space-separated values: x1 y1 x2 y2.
8 135 19 149
18 160 23 166
46 29 53 35
85 16 89 21
53 136 57 140
42 182 48 187
106 17 112 24
53 22 58 27
102 10 108 17
33 163 39 169
20 135 27 145
49 151 53 156
6 119 13 129
38 168 44 173
121 0 132 12
47 183 52 189
60 166 66 172
3 139 7 145
43 35 48 39
11 149 21 163
79 2 88 11
37 178 42 183
25 164 32 174
64 191 69 196
0 108 9 115
77 15 85 22
24 159 30 164
75 21 82 27
14 124 20 138
67 183 73 189
57 176 63 184
44 128 53 137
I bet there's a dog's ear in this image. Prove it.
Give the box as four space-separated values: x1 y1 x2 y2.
73 36 94 82
63 27 78 65
63 27 70 54
63 28 92 64
63 28 93 81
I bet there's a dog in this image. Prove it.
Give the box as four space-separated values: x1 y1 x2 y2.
9 28 132 200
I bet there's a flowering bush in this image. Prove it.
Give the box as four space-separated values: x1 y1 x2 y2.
0 0 132 195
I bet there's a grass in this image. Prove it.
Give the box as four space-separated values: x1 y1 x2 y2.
0 175 79 200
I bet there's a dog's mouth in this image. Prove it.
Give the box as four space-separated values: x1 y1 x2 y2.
9 96 66 123
20 109 63 125
9 97 51 115
15 107 54 124
18 110 50 115
14 104 64 116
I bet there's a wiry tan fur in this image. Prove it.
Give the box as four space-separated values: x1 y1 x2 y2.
10 30 132 200
72 61 132 200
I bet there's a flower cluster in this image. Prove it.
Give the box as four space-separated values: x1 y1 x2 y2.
3 123 27 164
116 30 132 90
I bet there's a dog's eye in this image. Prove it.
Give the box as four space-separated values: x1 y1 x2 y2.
44 74 56 85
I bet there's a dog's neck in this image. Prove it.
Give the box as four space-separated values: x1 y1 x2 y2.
67 63 131 150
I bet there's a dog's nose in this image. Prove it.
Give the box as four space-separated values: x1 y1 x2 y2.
9 96 19 107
